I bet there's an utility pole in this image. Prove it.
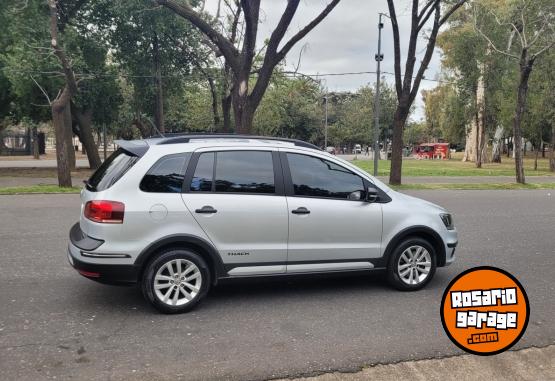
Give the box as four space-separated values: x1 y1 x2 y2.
373 13 388 176
324 95 329 149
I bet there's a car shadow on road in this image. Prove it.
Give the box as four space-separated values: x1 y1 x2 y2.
72 270 452 315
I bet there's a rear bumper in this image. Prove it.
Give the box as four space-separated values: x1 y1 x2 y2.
68 245 139 285
68 222 139 286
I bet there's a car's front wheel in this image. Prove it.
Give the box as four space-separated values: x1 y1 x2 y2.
142 249 210 313
387 237 436 291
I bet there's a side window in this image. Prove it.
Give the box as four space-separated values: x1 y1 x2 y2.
190 152 215 192
215 151 275 194
286 153 364 199
140 153 190 193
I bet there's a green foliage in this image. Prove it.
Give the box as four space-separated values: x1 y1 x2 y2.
422 81 467 144
254 74 322 143
0 0 123 129
106 0 203 130
326 82 397 148
432 0 555 147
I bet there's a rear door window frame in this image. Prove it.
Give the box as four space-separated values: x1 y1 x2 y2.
182 149 285 196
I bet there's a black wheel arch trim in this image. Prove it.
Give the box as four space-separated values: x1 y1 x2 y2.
134 234 227 283
373 225 447 268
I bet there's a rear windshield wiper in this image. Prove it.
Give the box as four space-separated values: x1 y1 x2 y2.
83 179 96 191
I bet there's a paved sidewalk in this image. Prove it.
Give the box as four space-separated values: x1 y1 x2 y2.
283 345 555 381
0 159 90 168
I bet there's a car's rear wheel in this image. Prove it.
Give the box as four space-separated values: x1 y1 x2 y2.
387 237 436 291
142 249 210 313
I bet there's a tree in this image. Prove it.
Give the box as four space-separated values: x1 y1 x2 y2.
474 0 555 183
47 0 83 185
386 0 467 184
254 73 323 143
422 82 467 144
106 0 201 135
156 0 342 133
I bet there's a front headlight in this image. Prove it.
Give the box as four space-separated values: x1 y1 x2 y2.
440 213 454 230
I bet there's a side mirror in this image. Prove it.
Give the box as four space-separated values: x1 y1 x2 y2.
366 187 379 203
348 190 364 201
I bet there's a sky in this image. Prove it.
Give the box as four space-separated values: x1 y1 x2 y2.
204 0 447 121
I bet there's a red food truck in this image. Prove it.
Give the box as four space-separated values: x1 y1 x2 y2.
414 143 450 160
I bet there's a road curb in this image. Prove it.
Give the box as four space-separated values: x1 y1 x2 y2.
279 345 555 381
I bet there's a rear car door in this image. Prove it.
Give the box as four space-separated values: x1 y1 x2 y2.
282 151 383 273
181 148 289 276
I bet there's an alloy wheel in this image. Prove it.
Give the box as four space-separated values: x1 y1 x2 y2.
153 259 202 306
397 245 432 285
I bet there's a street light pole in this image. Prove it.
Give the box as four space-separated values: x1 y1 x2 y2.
373 13 387 176
324 95 328 149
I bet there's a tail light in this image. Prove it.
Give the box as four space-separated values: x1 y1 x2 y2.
84 200 125 224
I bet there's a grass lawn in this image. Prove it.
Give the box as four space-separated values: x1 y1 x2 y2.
390 183 555 191
0 185 81 195
353 156 555 177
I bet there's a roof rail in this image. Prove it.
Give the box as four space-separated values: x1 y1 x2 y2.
153 134 322 151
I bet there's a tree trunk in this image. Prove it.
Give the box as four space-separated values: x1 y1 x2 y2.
462 121 477 162
207 76 220 131
513 56 534 184
51 88 72 187
73 104 102 169
550 123 555 172
491 126 503 163
153 33 165 134
389 103 410 185
534 143 539 171
132 117 150 138
32 125 40 159
475 112 483 168
231 71 253 134
221 94 232 133
475 72 488 168
62 98 76 171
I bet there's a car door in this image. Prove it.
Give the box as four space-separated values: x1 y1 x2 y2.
181 148 289 276
282 151 383 273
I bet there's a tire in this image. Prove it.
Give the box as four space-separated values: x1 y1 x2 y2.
386 237 437 291
142 249 211 314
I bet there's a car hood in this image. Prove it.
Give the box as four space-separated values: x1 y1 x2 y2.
393 191 447 213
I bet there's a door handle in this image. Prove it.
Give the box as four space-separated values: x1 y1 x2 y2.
292 207 310 215
195 205 217 214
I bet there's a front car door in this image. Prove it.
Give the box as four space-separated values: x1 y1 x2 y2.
281 150 383 273
181 148 289 276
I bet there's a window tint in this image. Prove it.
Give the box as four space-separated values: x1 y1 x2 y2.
215 151 275 194
190 152 214 192
87 148 139 192
287 153 364 199
140 153 190 193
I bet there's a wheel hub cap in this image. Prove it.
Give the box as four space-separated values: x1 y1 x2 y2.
153 259 202 306
397 245 432 286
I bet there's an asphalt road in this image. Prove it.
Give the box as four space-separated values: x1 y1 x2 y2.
0 190 554 381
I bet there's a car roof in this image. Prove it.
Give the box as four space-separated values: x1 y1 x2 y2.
116 134 322 157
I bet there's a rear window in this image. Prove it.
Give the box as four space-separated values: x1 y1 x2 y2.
86 148 139 192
